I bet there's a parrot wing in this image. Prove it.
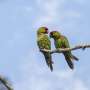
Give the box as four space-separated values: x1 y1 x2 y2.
62 36 78 69
63 36 79 61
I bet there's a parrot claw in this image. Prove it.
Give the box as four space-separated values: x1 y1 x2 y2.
82 46 86 50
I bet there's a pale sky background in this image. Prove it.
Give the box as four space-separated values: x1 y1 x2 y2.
0 0 90 90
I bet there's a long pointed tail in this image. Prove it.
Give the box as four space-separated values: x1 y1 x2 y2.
43 52 53 71
47 60 53 71
71 54 79 61
63 53 74 69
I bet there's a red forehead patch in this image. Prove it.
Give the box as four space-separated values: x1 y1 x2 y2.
45 27 48 31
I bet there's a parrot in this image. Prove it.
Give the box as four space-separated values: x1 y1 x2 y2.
37 27 53 71
49 31 79 69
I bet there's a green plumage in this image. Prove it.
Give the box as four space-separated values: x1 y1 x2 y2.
37 27 53 71
50 31 78 69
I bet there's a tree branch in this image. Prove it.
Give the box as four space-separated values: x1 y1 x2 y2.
40 44 90 54
0 75 13 90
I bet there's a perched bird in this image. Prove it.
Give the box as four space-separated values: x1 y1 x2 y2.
37 27 53 71
50 31 79 69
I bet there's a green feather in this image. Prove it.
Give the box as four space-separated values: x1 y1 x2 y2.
50 31 78 69
37 28 53 71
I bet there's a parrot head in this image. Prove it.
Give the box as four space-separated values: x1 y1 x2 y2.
50 31 61 39
37 27 48 35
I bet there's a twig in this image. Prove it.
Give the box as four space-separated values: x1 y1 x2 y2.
0 75 13 90
40 44 90 54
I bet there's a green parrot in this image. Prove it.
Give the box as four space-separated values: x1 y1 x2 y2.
37 27 53 71
49 31 79 69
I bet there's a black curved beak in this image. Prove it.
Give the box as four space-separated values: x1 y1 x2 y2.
46 30 49 34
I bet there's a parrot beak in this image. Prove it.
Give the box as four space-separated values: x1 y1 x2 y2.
45 28 49 34
46 30 49 34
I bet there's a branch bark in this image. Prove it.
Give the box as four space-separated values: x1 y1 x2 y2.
0 76 13 90
40 44 90 54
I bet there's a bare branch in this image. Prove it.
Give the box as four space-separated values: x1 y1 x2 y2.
40 44 90 54
0 75 13 90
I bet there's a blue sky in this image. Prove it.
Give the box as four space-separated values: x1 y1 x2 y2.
0 0 90 90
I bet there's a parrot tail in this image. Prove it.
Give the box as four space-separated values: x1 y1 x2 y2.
43 52 53 71
48 60 53 71
71 54 79 61
63 53 74 70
